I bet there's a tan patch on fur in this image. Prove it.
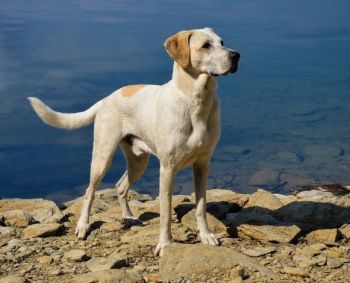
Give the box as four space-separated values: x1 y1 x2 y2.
120 84 145 97
164 31 193 68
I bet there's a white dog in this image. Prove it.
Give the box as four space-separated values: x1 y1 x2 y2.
28 27 240 256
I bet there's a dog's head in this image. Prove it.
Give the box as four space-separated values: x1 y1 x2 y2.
164 27 240 77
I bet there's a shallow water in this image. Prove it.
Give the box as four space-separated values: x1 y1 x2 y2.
1 0 350 202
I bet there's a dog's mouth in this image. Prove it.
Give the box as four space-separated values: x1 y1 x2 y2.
210 64 239 77
229 64 238 74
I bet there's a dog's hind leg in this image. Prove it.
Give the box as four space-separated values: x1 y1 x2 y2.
75 114 121 239
116 142 150 222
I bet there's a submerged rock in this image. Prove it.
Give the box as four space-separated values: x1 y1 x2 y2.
248 169 280 187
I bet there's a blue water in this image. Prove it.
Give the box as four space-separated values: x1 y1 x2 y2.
1 0 350 202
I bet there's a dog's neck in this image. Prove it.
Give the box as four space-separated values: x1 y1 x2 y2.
172 63 217 102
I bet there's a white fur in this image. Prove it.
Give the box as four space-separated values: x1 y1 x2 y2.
29 28 239 256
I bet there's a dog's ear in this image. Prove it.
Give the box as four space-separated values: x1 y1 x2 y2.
164 31 193 68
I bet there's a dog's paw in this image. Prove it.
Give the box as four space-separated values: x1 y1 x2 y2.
75 221 89 239
199 231 219 246
122 217 143 228
154 240 171 257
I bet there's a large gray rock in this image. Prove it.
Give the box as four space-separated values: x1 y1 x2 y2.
68 270 144 283
159 243 279 282
0 199 64 224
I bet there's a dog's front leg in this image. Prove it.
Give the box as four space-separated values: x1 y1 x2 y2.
154 166 176 256
193 160 219 246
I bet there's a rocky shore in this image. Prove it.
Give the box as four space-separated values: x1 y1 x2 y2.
0 185 350 282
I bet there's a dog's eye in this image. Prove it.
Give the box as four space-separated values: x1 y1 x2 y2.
202 42 211 49
220 40 224 46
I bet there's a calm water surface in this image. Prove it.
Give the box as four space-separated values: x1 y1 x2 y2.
1 0 350 202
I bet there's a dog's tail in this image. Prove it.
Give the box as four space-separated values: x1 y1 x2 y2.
27 97 103 130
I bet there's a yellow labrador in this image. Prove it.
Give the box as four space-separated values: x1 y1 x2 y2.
28 27 240 256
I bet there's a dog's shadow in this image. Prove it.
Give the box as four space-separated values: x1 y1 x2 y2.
174 200 350 240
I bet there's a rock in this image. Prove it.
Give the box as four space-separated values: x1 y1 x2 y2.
0 226 15 236
282 266 306 277
276 151 300 162
64 249 89 262
244 189 283 211
22 223 61 239
1 210 34 227
205 189 249 208
159 243 279 282
128 190 153 202
68 270 144 283
303 145 341 159
226 211 300 242
101 222 123 232
37 255 53 264
280 173 314 189
295 189 333 199
86 256 128 272
181 209 227 236
339 224 350 239
306 229 338 244
324 248 342 258
65 189 152 218
121 224 159 246
293 254 327 268
0 275 28 283
274 194 298 205
236 223 300 243
327 257 343 269
297 245 322 257
248 169 279 187
0 199 64 224
241 246 276 257
278 200 350 231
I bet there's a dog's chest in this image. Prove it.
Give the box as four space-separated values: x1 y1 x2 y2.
170 98 219 166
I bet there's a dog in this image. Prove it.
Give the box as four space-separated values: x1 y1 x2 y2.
28 27 240 256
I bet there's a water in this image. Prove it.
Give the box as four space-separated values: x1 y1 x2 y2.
1 0 350 202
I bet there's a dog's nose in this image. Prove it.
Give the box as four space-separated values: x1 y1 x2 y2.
230 51 240 63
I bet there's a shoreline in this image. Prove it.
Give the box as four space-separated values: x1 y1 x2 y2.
0 185 349 282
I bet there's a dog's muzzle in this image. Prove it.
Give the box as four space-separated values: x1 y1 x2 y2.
229 51 240 73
